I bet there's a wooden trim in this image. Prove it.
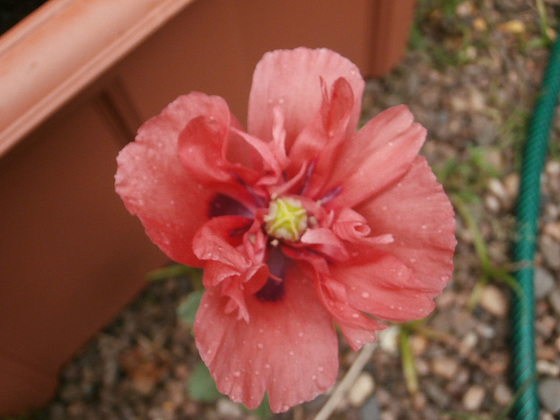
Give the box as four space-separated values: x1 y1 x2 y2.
0 0 195 157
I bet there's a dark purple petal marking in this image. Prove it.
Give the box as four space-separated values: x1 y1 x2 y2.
299 160 316 196
208 194 252 218
255 246 287 302
318 185 342 204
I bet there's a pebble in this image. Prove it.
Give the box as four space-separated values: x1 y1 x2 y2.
378 326 400 355
537 360 560 376
216 398 243 418
410 334 429 356
487 178 508 203
549 289 560 315
361 396 381 420
461 331 478 350
536 315 557 339
479 285 508 317
541 235 560 270
493 383 513 406
534 267 556 298
484 194 501 213
431 357 459 379
425 382 450 407
538 378 560 413
463 385 486 411
349 373 376 406
503 173 519 201
544 222 560 242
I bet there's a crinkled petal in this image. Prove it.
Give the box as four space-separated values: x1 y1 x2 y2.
248 48 364 149
288 77 355 179
192 216 252 269
356 156 457 296
194 265 338 413
115 94 223 266
300 227 349 261
313 273 386 351
331 251 437 322
333 208 394 246
177 101 259 205
326 105 426 208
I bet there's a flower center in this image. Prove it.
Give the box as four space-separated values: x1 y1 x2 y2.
264 196 308 241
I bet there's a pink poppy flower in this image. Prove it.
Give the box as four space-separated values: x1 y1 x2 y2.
115 48 456 412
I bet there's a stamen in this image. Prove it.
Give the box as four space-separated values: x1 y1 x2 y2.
264 197 308 241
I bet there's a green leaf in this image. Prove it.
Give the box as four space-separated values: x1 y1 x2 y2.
146 264 191 281
188 361 222 402
177 290 204 328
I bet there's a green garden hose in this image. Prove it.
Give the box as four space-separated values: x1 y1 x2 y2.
511 25 560 419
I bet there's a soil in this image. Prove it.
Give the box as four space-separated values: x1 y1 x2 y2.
23 1 560 419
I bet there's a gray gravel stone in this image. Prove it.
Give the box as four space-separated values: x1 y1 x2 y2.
538 378 560 413
361 395 382 420
549 289 560 316
541 236 560 270
534 267 556 298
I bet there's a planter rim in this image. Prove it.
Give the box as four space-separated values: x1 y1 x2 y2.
0 0 194 158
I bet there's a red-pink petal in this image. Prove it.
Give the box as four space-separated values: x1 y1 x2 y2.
314 274 386 350
177 102 260 205
333 208 394 246
248 48 364 148
287 77 355 178
356 156 456 296
194 265 338 413
192 216 252 269
325 105 426 208
115 94 223 266
300 227 349 261
331 251 437 322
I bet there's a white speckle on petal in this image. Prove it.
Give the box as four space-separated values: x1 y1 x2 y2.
361 292 370 298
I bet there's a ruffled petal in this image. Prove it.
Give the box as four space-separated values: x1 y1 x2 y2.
287 77 355 178
300 227 349 261
331 251 437 322
325 105 426 208
194 265 338 413
248 48 364 148
177 98 261 206
333 208 394 246
192 216 252 269
115 94 223 266
356 156 456 296
314 274 386 351
192 217 268 310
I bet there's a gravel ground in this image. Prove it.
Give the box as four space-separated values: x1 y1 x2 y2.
29 1 560 419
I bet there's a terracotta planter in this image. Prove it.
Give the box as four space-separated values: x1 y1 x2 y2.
0 0 415 416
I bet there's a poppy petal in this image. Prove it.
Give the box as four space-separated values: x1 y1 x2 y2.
331 251 437 322
194 265 338 412
248 48 364 149
357 156 456 296
326 105 426 208
115 94 226 266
